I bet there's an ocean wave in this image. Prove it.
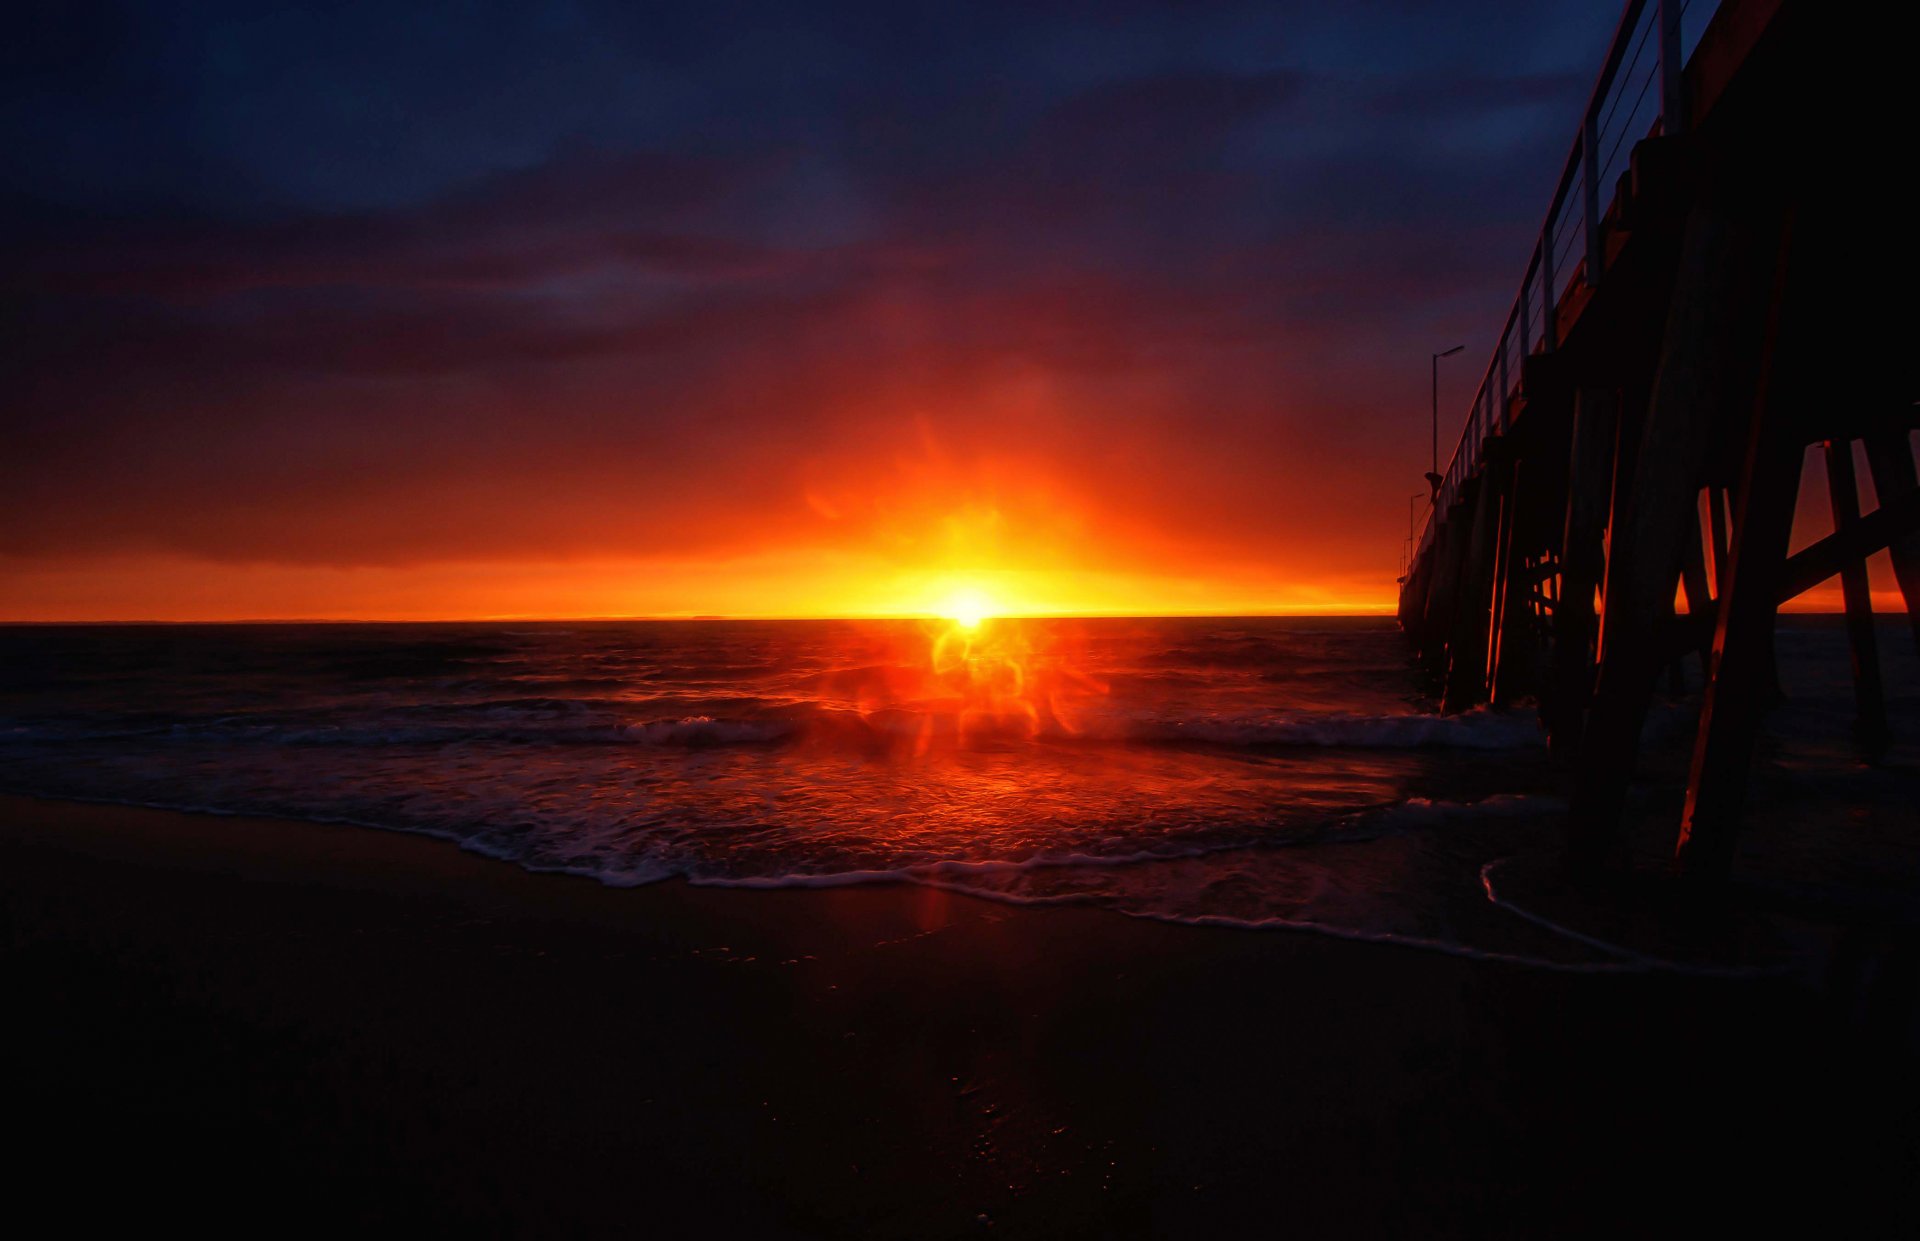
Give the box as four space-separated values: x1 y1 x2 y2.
1 701 1546 753
252 712 802 748
0 711 798 748
1121 706 1544 750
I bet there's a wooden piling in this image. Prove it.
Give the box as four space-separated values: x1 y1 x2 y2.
1676 211 1807 882
1420 501 1471 679
1570 198 1752 873
1863 428 1920 655
1680 504 1716 674
1443 469 1503 712
1544 388 1617 757
1708 485 1732 592
1485 454 1523 701
1823 438 1888 758
1490 454 1543 706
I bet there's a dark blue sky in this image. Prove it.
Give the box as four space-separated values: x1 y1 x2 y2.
3 1 1630 617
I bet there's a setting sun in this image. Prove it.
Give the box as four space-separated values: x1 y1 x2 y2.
939 587 995 629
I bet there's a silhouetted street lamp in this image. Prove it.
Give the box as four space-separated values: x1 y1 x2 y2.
1400 491 1423 582
1426 345 1465 499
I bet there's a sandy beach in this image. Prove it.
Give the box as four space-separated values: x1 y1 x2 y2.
4 792 1913 1238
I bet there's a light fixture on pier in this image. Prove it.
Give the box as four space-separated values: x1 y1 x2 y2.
1427 344 1465 499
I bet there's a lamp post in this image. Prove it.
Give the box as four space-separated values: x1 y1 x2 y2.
1427 344 1465 500
1402 491 1423 581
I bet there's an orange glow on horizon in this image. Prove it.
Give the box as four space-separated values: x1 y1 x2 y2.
0 428 1906 623
3 547 1900 623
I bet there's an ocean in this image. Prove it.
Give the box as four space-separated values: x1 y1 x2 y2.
2 615 1910 963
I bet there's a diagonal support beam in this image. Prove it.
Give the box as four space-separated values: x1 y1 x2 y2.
1776 486 1920 602
1822 439 1888 757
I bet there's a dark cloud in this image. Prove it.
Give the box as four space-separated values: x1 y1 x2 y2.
2 0 1626 608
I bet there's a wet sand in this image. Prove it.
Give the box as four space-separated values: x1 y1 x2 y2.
3 793 1914 1238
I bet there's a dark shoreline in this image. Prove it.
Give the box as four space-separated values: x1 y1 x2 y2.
3 792 1914 1237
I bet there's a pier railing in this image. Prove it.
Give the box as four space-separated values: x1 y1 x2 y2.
1414 0 1721 558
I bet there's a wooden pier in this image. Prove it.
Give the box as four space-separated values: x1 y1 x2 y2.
1397 0 1917 881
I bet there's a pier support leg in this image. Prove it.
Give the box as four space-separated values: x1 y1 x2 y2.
1421 503 1470 679
1681 504 1716 673
1545 388 1617 757
1399 555 1424 643
1709 486 1732 592
1485 460 1516 694
1677 426 1802 879
1677 213 1809 882
1569 199 1753 873
1864 429 1920 656
1824 438 1889 758
1489 454 1539 705
1444 471 1502 713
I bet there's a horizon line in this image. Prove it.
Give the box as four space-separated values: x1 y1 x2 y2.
0 608 1402 626
0 607 1896 626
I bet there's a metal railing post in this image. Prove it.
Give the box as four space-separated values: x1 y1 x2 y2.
1658 0 1686 133
1519 268 1532 359
1581 108 1603 287
1541 218 1558 351
1498 336 1510 419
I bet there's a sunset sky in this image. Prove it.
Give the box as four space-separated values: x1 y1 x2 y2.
1 1 1891 620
